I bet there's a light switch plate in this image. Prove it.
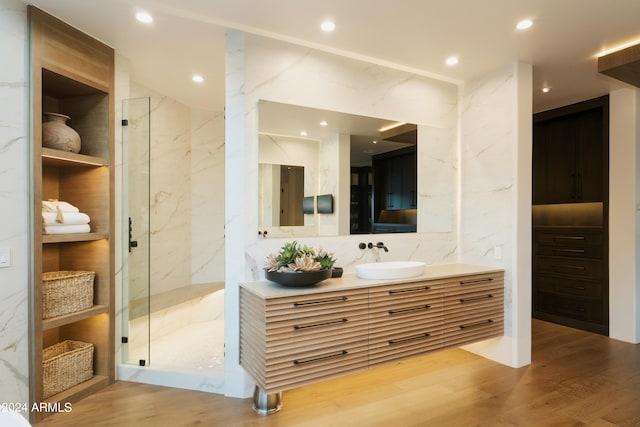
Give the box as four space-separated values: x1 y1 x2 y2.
0 247 11 267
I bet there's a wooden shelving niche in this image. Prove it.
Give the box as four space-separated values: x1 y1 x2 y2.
30 6 115 422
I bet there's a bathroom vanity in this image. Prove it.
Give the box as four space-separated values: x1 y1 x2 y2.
239 264 504 414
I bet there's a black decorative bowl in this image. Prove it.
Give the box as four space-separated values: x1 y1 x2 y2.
265 269 332 286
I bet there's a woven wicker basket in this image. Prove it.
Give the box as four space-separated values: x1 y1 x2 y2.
42 270 95 319
42 340 93 399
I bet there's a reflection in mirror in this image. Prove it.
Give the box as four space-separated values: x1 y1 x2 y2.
279 165 304 226
258 100 449 237
258 132 317 229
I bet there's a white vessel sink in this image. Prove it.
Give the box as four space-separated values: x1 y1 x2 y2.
355 261 426 280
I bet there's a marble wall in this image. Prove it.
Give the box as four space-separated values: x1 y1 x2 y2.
125 82 225 298
459 62 532 367
0 0 29 409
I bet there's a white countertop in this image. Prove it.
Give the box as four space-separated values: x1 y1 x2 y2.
240 263 504 299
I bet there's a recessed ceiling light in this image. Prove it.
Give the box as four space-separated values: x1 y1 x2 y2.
445 56 459 66
516 19 533 30
192 74 204 83
320 120 328 127
300 131 308 137
321 20 336 32
135 11 153 24
372 140 378 144
542 87 551 93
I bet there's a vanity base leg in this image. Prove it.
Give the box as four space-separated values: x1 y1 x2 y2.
252 386 282 415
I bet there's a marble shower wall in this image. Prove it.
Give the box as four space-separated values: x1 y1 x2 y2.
191 109 225 284
128 82 225 297
0 0 29 407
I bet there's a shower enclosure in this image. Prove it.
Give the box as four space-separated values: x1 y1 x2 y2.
122 97 150 367
119 97 225 394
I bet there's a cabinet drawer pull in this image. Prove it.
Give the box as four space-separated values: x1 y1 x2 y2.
459 294 493 303
459 277 494 286
388 305 431 315
553 265 586 271
553 236 586 241
293 296 348 307
460 319 494 329
293 318 348 330
389 333 431 345
553 249 586 254
293 350 348 365
389 286 430 295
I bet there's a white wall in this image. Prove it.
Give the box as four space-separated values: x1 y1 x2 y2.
0 0 30 413
459 62 532 367
609 87 640 343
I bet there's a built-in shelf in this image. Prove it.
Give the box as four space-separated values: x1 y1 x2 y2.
30 6 115 422
42 305 109 330
42 233 109 244
42 148 108 167
43 375 110 405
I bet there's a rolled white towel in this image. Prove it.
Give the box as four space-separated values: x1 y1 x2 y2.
42 200 80 213
43 224 91 234
42 212 90 226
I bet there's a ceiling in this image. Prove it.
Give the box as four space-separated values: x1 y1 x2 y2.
24 0 640 114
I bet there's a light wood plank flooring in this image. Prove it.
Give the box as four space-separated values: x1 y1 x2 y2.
35 320 640 426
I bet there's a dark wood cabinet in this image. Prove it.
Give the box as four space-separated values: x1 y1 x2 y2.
532 96 609 336
533 96 608 205
350 167 372 234
372 146 417 213
533 227 607 335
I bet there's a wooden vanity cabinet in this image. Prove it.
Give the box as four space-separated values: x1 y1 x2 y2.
240 268 504 398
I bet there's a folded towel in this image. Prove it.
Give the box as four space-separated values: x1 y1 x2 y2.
43 224 91 234
42 200 80 213
42 212 90 226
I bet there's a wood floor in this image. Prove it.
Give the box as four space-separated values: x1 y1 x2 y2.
35 320 640 427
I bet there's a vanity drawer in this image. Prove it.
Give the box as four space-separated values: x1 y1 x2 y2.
369 325 444 367
535 256 602 279
266 308 369 354
369 281 443 317
443 273 503 296
260 340 369 393
264 288 369 320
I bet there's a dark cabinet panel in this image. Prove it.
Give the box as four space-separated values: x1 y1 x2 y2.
533 96 608 205
372 146 417 214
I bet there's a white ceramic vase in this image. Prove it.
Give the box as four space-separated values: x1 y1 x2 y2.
42 112 81 153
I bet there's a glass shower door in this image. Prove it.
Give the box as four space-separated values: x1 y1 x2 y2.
122 97 151 366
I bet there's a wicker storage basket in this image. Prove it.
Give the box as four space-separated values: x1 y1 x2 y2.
42 340 94 399
42 270 95 319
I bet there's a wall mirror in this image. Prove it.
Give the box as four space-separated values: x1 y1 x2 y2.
258 100 454 237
